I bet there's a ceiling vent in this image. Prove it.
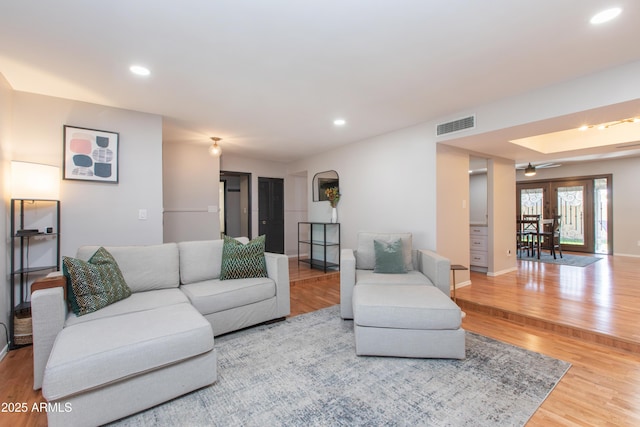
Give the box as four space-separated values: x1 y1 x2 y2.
436 115 475 136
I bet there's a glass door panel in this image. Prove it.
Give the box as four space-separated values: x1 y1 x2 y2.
552 180 594 253
594 178 610 254
516 183 550 219
521 188 544 217
556 186 584 245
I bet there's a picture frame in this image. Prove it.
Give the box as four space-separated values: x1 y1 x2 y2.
63 125 119 183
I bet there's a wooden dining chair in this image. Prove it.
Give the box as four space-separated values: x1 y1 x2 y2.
516 219 532 258
521 214 541 258
540 215 563 259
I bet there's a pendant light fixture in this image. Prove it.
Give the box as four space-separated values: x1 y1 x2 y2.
524 163 536 177
209 137 222 157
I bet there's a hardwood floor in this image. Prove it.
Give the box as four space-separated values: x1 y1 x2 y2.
1 256 638 426
288 259 340 317
458 253 640 426
457 253 640 352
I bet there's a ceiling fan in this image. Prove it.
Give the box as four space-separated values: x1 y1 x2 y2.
516 162 561 176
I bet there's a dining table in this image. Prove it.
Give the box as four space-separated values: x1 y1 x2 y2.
517 218 553 259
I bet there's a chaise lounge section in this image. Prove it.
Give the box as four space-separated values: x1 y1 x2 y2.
341 232 465 359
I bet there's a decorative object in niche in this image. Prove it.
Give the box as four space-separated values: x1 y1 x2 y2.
313 170 339 202
325 186 340 223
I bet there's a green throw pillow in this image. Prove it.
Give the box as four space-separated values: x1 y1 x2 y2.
63 247 132 316
373 238 407 274
220 235 268 280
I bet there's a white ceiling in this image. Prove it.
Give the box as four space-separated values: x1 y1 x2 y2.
1 1 640 164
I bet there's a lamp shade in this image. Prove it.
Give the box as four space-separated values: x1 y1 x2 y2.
524 163 536 177
11 161 61 200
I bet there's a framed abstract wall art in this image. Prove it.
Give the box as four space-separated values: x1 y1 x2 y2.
63 125 119 183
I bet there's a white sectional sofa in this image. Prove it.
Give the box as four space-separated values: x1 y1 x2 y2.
31 238 290 427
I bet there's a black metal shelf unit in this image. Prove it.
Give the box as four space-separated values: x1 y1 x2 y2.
10 199 60 349
297 222 340 272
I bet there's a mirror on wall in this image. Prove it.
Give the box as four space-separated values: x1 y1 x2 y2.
313 170 339 202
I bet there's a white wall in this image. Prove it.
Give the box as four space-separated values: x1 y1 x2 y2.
288 123 439 252
436 144 470 284
518 156 640 257
286 172 308 257
220 154 288 240
488 158 517 275
0 73 12 355
11 92 164 256
438 60 640 150
469 173 488 225
163 141 220 242
1 85 164 353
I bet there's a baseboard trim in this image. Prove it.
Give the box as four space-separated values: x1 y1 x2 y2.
451 280 471 290
487 266 517 277
613 252 640 258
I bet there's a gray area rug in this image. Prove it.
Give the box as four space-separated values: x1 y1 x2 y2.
518 252 601 267
113 305 570 427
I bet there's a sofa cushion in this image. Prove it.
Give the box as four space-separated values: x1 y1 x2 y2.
63 247 132 316
64 288 190 327
356 232 413 271
178 238 251 285
353 284 461 330
77 243 180 292
181 277 276 315
220 235 268 280
356 270 432 286
42 303 213 401
373 238 407 274
179 240 224 284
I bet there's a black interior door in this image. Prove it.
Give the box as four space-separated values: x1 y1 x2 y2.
258 177 284 254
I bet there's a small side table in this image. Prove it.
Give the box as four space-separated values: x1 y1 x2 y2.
450 264 468 302
31 275 67 300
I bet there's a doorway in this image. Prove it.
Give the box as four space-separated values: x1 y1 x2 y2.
220 171 251 239
516 175 612 254
258 177 285 254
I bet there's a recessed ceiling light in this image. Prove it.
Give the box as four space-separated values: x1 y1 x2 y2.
333 119 346 126
129 65 151 76
590 7 622 24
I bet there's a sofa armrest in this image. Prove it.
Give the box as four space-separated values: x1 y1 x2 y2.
418 249 451 296
340 249 356 319
264 252 290 317
31 286 68 390
31 275 67 299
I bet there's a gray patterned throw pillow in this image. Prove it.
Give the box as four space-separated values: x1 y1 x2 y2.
220 235 268 280
63 247 132 316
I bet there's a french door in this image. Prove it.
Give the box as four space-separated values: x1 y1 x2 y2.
551 180 593 252
517 176 611 254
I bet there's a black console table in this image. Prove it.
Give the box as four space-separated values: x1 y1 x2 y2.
297 222 340 272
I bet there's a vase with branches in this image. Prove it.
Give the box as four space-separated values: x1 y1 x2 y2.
325 187 341 223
